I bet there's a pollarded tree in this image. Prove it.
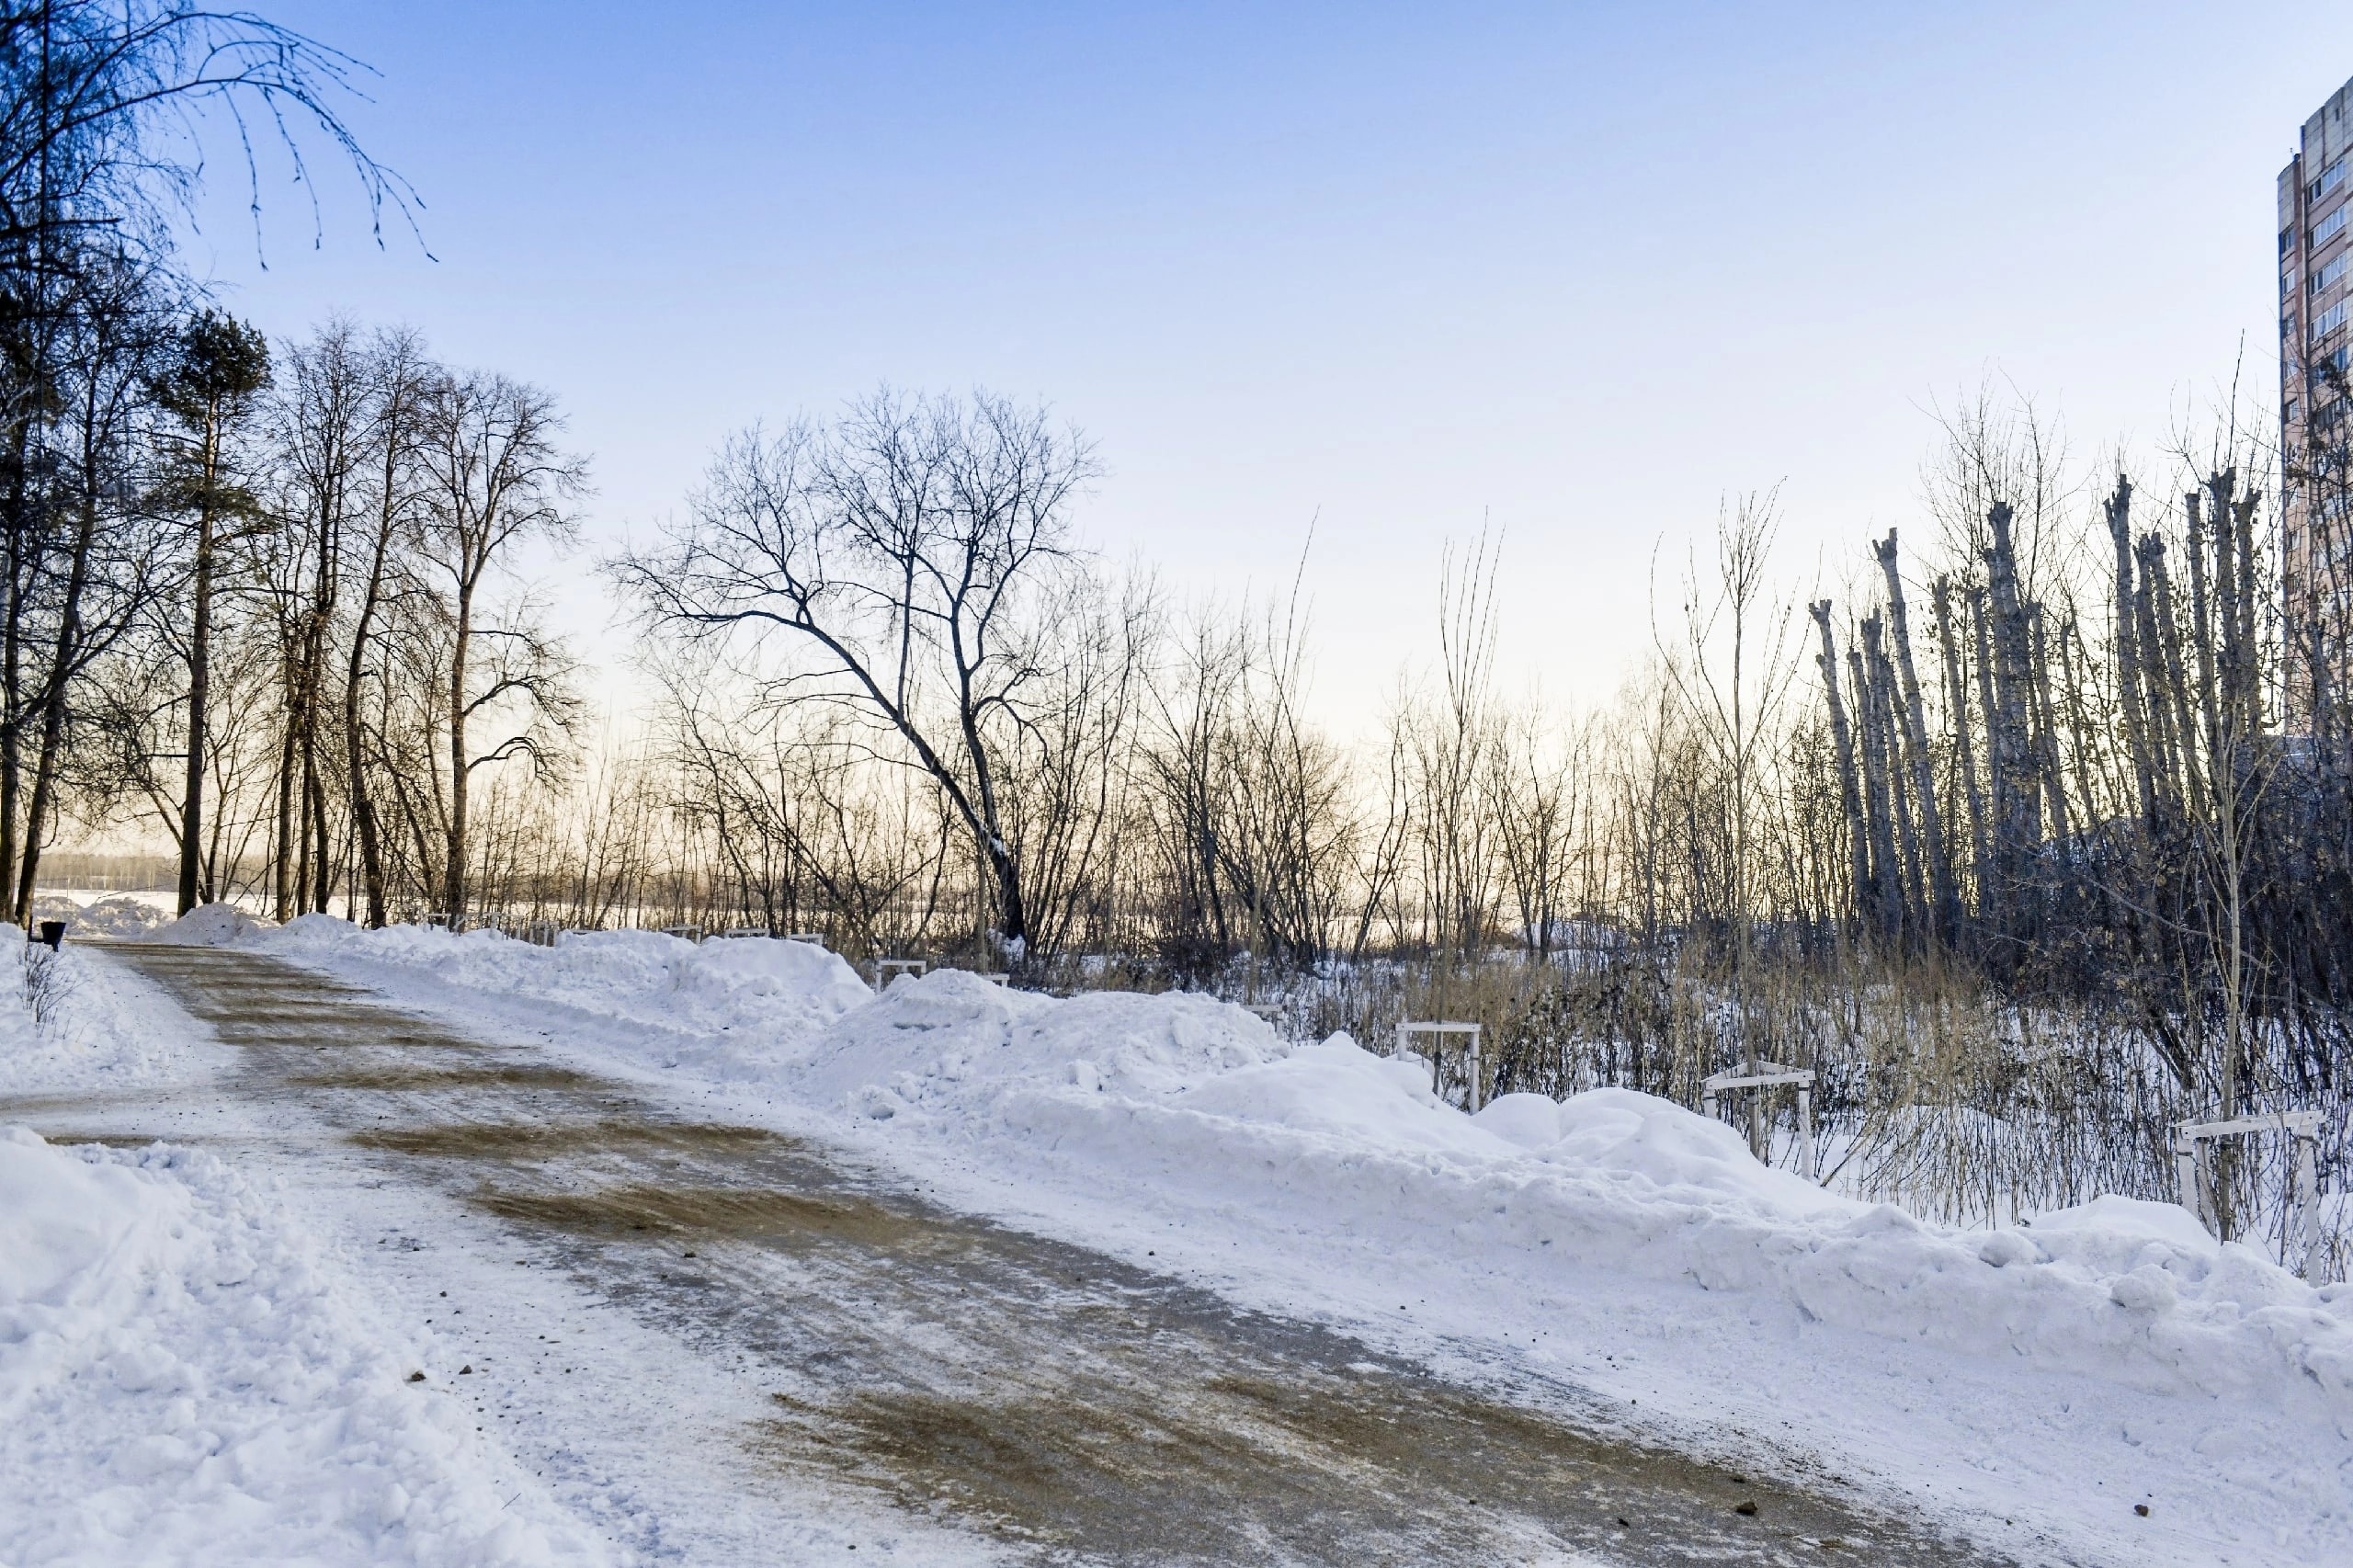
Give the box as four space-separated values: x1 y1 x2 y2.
616 388 1098 966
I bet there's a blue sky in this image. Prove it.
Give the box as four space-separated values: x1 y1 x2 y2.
186 2 2353 729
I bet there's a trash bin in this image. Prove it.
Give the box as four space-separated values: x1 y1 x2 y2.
34 920 63 949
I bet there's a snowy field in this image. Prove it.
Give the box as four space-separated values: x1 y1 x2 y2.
4 907 2348 1564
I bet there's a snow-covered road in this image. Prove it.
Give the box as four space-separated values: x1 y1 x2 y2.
6 939 2009 1566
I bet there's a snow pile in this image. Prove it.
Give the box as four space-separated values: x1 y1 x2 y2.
73 897 172 938
263 916 874 1073
0 1128 190 1390
0 1126 607 1566
139 903 273 946
802 970 1285 1119
27 895 169 938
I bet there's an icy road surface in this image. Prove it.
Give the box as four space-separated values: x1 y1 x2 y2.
52 942 2011 1566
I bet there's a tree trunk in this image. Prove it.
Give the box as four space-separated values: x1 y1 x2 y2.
2105 478 2157 824
2143 536 2204 817
293 750 313 915
1874 529 1956 935
345 590 387 925
1872 626 1927 939
1967 582 2006 932
1851 635 1899 941
1 427 30 905
1932 575 1989 920
1983 504 2041 922
1810 601 1870 929
272 715 296 922
2231 485 2264 740
305 733 332 914
2027 606 2072 845
344 438 402 926
176 400 227 916
177 497 213 914
2186 491 2222 777
446 583 472 923
14 496 99 924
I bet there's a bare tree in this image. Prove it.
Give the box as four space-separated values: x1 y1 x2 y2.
10 252 162 919
413 369 585 922
1656 491 1802 1152
340 324 430 926
616 388 1097 966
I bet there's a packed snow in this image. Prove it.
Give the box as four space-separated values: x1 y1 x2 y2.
17 912 2351 1562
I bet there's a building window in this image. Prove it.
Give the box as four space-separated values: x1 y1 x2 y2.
2313 156 2349 204
2314 298 2351 341
2318 254 2353 296
2283 225 2296 257
2316 205 2350 249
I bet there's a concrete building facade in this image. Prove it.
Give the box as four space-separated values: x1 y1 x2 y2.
2282 74 2353 679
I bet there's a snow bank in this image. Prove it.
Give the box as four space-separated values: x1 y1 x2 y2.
804 975 2353 1417
0 1126 607 1566
254 926 2353 1435
0 939 221 1095
262 916 874 1073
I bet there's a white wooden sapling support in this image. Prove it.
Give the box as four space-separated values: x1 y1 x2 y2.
874 957 926 990
1700 1062 1818 1180
1397 1021 1484 1112
2173 1109 2325 1281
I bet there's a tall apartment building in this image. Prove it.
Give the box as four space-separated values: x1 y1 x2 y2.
2281 73 2353 676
